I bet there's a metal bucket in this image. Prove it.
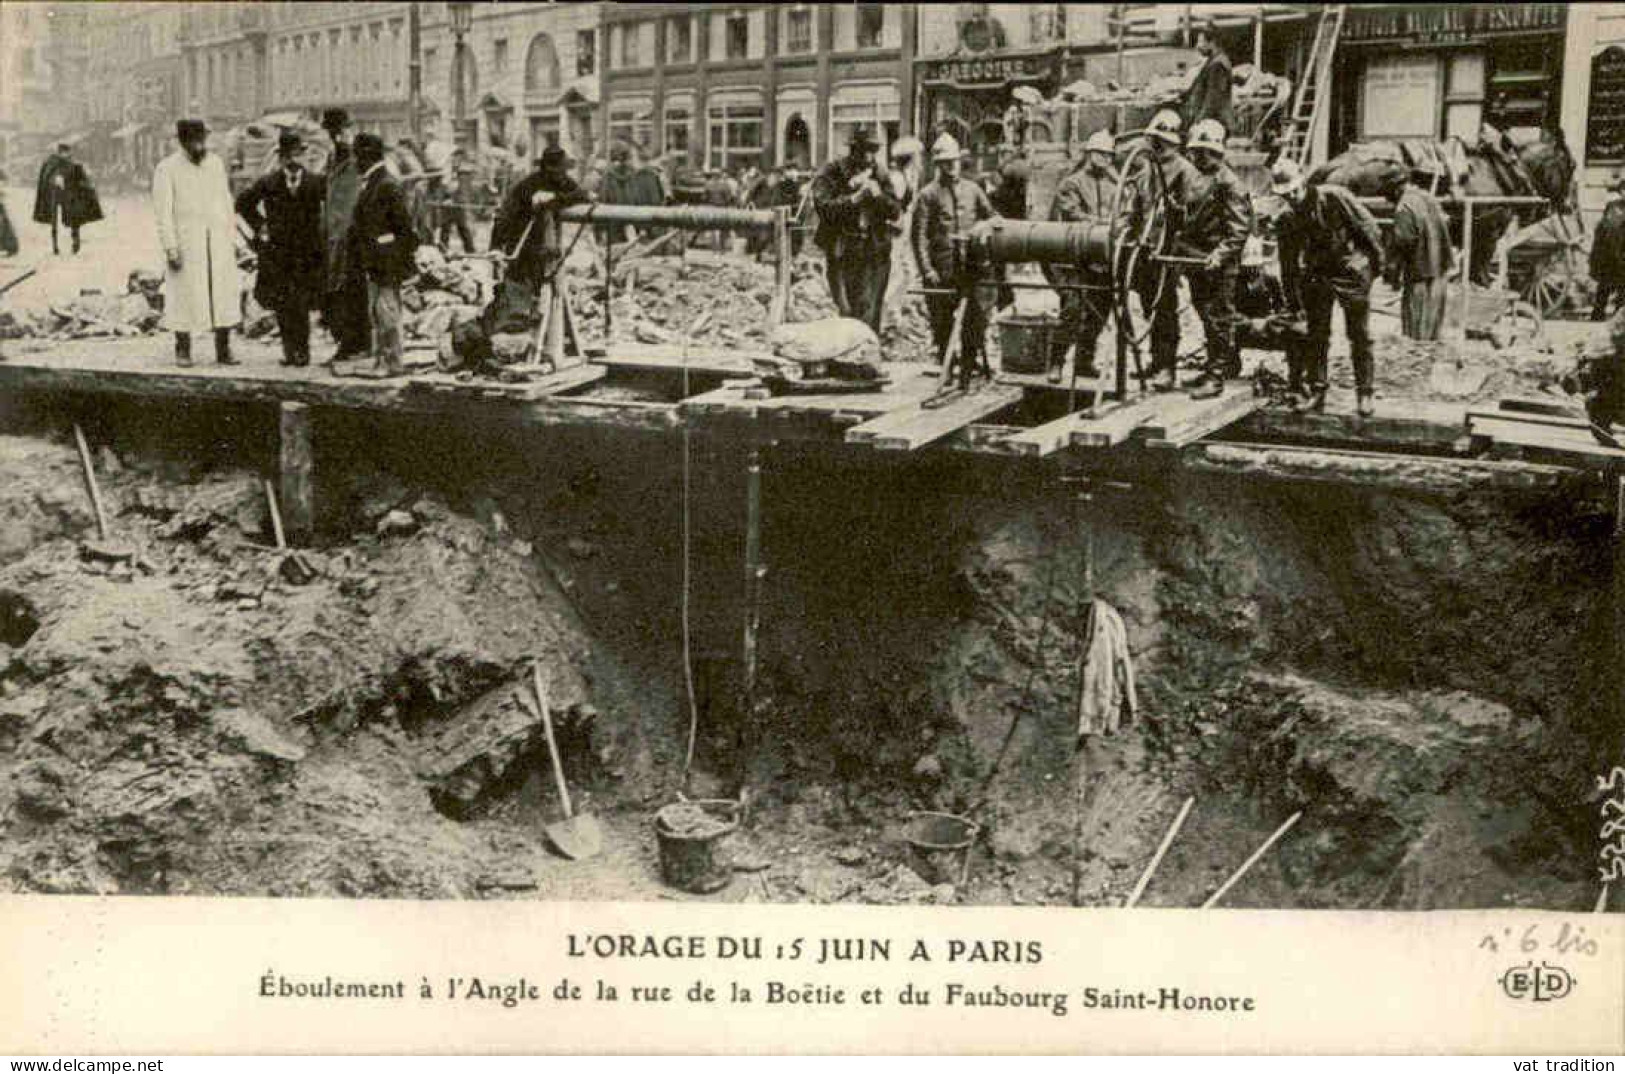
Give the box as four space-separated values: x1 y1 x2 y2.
997 315 1054 375
905 811 979 886
655 799 741 894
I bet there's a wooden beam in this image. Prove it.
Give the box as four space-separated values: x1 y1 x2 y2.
1469 414 1625 466
1138 383 1264 448
1069 393 1171 448
1000 408 1100 457
592 344 762 379
278 401 314 547
1186 442 1584 493
858 386 1025 452
1235 399 1469 452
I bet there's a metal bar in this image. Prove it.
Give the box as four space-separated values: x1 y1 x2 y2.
558 204 777 232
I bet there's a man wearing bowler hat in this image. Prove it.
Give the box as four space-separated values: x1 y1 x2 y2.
319 107 371 366
486 144 593 334
152 118 241 367
347 132 417 378
812 126 903 333
236 130 327 367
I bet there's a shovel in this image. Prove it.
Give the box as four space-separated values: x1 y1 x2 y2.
520 661 603 860
263 480 318 585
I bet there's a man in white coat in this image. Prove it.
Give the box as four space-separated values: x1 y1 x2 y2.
152 118 241 367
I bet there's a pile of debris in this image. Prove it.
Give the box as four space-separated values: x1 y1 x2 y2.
0 270 165 341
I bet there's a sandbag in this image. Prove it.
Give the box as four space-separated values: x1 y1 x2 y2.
770 317 880 366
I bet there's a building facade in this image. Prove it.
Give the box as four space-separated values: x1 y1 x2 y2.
0 2 81 166
418 1 601 159
599 2 916 173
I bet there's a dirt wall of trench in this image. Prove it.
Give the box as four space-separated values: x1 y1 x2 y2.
0 397 1613 908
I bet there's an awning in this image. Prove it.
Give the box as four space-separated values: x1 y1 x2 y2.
112 123 148 140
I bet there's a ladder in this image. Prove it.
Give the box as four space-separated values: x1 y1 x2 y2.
1277 4 1346 169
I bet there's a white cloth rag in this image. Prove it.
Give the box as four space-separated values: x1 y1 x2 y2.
1075 598 1136 740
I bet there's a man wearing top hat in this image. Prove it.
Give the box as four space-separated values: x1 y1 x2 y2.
319 107 372 366
152 118 241 367
236 131 328 367
811 126 903 333
33 141 102 256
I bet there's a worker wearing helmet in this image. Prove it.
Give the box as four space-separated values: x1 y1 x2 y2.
1043 129 1119 382
911 132 994 372
1126 109 1203 392
1271 157 1385 415
1175 117 1252 399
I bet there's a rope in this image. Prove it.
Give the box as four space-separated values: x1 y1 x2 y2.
677 309 713 795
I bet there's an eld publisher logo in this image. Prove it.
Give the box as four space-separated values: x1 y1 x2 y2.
1500 962 1574 1002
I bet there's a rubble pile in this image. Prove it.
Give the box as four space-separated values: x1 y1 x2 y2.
0 270 165 341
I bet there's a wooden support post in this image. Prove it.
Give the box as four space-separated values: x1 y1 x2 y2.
771 206 791 328
1452 201 1475 342
278 401 314 548
603 234 614 342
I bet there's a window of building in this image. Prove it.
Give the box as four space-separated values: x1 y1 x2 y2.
494 38 508 76
855 5 884 49
725 11 749 60
1445 52 1486 142
1361 53 1439 139
618 21 643 68
829 84 901 160
664 98 692 155
576 29 595 76
785 7 813 54
667 16 692 63
706 96 763 171
608 99 654 155
525 33 559 93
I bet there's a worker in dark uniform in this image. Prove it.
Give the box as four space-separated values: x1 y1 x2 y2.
486 145 593 333
1592 173 1625 322
1125 110 1201 393
1176 118 1252 399
811 126 902 334
1271 157 1386 416
1044 129 1118 383
911 132 994 376
1181 19 1235 139
1385 164 1454 341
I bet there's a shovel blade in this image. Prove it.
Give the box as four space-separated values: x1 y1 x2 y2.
545 813 604 860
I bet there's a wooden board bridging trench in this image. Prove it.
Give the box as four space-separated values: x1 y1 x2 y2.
1137 382 1265 449
406 362 607 402
1468 412 1625 466
591 343 763 379
847 383 1026 452
1067 393 1184 448
1237 399 1470 452
680 367 945 431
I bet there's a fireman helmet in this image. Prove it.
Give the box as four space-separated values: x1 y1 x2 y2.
1186 119 1226 155
1085 130 1116 154
1145 109 1183 145
931 133 962 162
1269 158 1306 196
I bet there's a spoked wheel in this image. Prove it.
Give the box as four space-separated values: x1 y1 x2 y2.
1109 144 1178 394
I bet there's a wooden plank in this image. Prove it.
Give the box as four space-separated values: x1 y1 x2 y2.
1069 393 1171 448
1140 383 1264 448
866 385 1026 452
406 363 607 401
1001 408 1101 457
1188 442 1579 493
592 343 764 378
1469 414 1625 464
1467 407 1591 433
1236 399 1468 450
1498 396 1589 420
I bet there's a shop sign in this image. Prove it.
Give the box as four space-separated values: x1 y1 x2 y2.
1343 4 1564 46
918 53 1053 88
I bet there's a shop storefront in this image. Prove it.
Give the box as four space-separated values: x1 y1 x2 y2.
916 48 1062 169
704 88 764 173
1331 4 1568 153
829 80 901 161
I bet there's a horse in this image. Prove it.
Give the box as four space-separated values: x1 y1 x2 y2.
1306 123 1576 284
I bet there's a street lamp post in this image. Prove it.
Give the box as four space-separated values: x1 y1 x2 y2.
449 1 472 150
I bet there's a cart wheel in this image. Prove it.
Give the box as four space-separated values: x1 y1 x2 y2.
1109 144 1177 371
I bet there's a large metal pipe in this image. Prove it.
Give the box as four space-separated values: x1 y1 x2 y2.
971 219 1113 271
558 204 778 233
